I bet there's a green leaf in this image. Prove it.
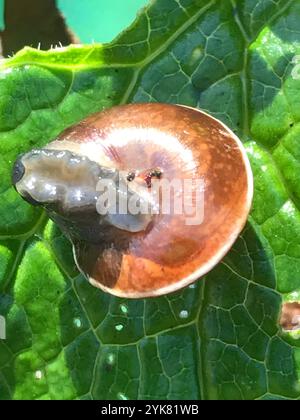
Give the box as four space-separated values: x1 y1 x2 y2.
1 0 300 400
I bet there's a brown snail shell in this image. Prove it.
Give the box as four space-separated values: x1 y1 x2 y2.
13 103 253 298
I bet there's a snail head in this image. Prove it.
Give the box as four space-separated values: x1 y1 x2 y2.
12 148 156 243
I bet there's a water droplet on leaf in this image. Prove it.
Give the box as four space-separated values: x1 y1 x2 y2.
115 324 124 332
117 392 128 400
179 310 189 319
107 353 115 365
35 370 43 380
73 318 82 328
120 304 128 314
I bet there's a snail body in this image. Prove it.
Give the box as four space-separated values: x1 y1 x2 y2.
13 103 253 298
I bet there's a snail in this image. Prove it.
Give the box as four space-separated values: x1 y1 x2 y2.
12 103 253 298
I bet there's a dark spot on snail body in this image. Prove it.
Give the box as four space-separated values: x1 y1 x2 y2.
143 167 163 188
12 103 253 298
127 171 136 182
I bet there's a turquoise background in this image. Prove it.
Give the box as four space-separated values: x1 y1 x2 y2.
57 0 148 43
0 0 148 43
0 0 4 30
58 0 148 43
